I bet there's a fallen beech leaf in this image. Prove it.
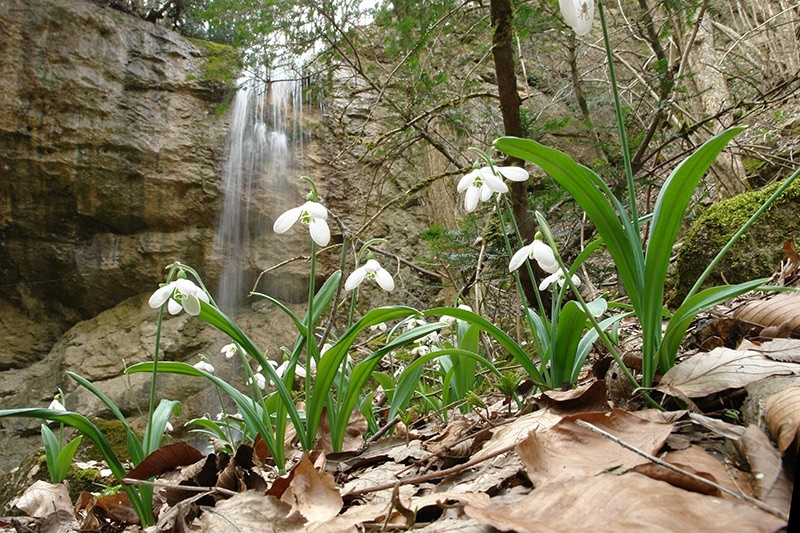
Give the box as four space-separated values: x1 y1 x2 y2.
471 409 562 463
126 441 205 480
657 347 800 398
515 410 673 485
95 491 139 525
464 472 786 533
280 455 343 522
752 338 800 362
734 291 800 337
200 491 306 532
317 408 368 454
14 480 74 519
533 380 610 413
735 425 793 516
765 386 800 453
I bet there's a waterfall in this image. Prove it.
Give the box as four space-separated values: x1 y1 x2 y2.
213 73 304 313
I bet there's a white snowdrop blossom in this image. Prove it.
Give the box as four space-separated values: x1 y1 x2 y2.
440 304 473 325
370 322 388 332
457 166 529 213
273 360 307 379
148 278 209 316
559 0 594 36
164 421 174 433
194 360 215 374
410 344 431 357
539 268 582 292
273 201 331 247
221 343 238 359
508 238 559 274
248 373 267 390
345 258 395 292
405 318 427 331
48 398 66 412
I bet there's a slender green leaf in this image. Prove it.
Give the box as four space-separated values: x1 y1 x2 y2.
40 425 60 482
551 301 589 386
659 278 767 373
425 307 546 386
143 399 181 457
55 436 83 483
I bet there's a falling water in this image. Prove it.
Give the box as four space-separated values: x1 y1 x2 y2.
213 72 304 313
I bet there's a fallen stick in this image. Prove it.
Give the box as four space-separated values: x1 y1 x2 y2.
575 419 789 521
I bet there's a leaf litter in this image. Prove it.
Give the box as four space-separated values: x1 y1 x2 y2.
8 261 800 532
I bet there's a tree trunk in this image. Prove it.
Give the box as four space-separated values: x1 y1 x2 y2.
490 0 542 305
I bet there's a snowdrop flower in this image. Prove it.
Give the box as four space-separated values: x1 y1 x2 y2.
539 268 582 291
410 344 431 357
509 237 559 274
149 278 209 316
164 421 174 433
441 304 473 325
370 322 388 332
273 360 307 379
48 398 66 412
345 258 395 292
221 343 238 359
248 373 267 390
457 165 529 213
194 360 215 374
559 0 594 36
273 201 330 247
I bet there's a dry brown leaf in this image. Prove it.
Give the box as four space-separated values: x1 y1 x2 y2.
471 409 562 463
533 380 610 413
515 409 673 485
317 408 368 454
735 425 793 516
13 480 74 519
125 441 205 480
464 472 786 533
199 491 306 532
280 455 343 523
752 338 800 362
657 346 800 398
765 386 800 453
734 291 800 336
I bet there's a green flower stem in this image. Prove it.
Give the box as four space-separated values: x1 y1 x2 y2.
687 166 800 300
536 212 661 408
598 0 639 237
147 304 164 456
493 196 551 387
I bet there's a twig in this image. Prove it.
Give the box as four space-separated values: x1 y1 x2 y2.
122 478 239 498
574 419 789 521
345 441 518 498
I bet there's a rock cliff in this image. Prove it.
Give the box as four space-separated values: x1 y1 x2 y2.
0 0 233 473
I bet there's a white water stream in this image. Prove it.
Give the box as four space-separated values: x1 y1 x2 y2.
213 73 305 312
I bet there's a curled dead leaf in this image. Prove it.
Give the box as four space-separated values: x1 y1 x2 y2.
765 386 800 454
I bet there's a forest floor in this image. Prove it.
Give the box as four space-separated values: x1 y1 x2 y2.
3 253 800 532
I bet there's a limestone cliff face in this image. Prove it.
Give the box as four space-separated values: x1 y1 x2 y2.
0 0 230 324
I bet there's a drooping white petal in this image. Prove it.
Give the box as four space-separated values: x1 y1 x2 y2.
48 399 66 411
194 361 215 373
273 206 303 233
539 271 562 291
374 268 395 291
308 218 331 246
303 201 328 220
248 373 266 390
221 343 238 359
464 185 481 213
363 259 382 272
148 282 176 309
479 184 494 202
532 239 559 273
167 298 183 315
345 265 367 291
457 171 478 193
182 293 201 316
497 166 529 182
480 168 509 194
509 243 534 272
560 0 594 36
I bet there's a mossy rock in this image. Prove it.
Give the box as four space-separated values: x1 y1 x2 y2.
669 177 800 306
